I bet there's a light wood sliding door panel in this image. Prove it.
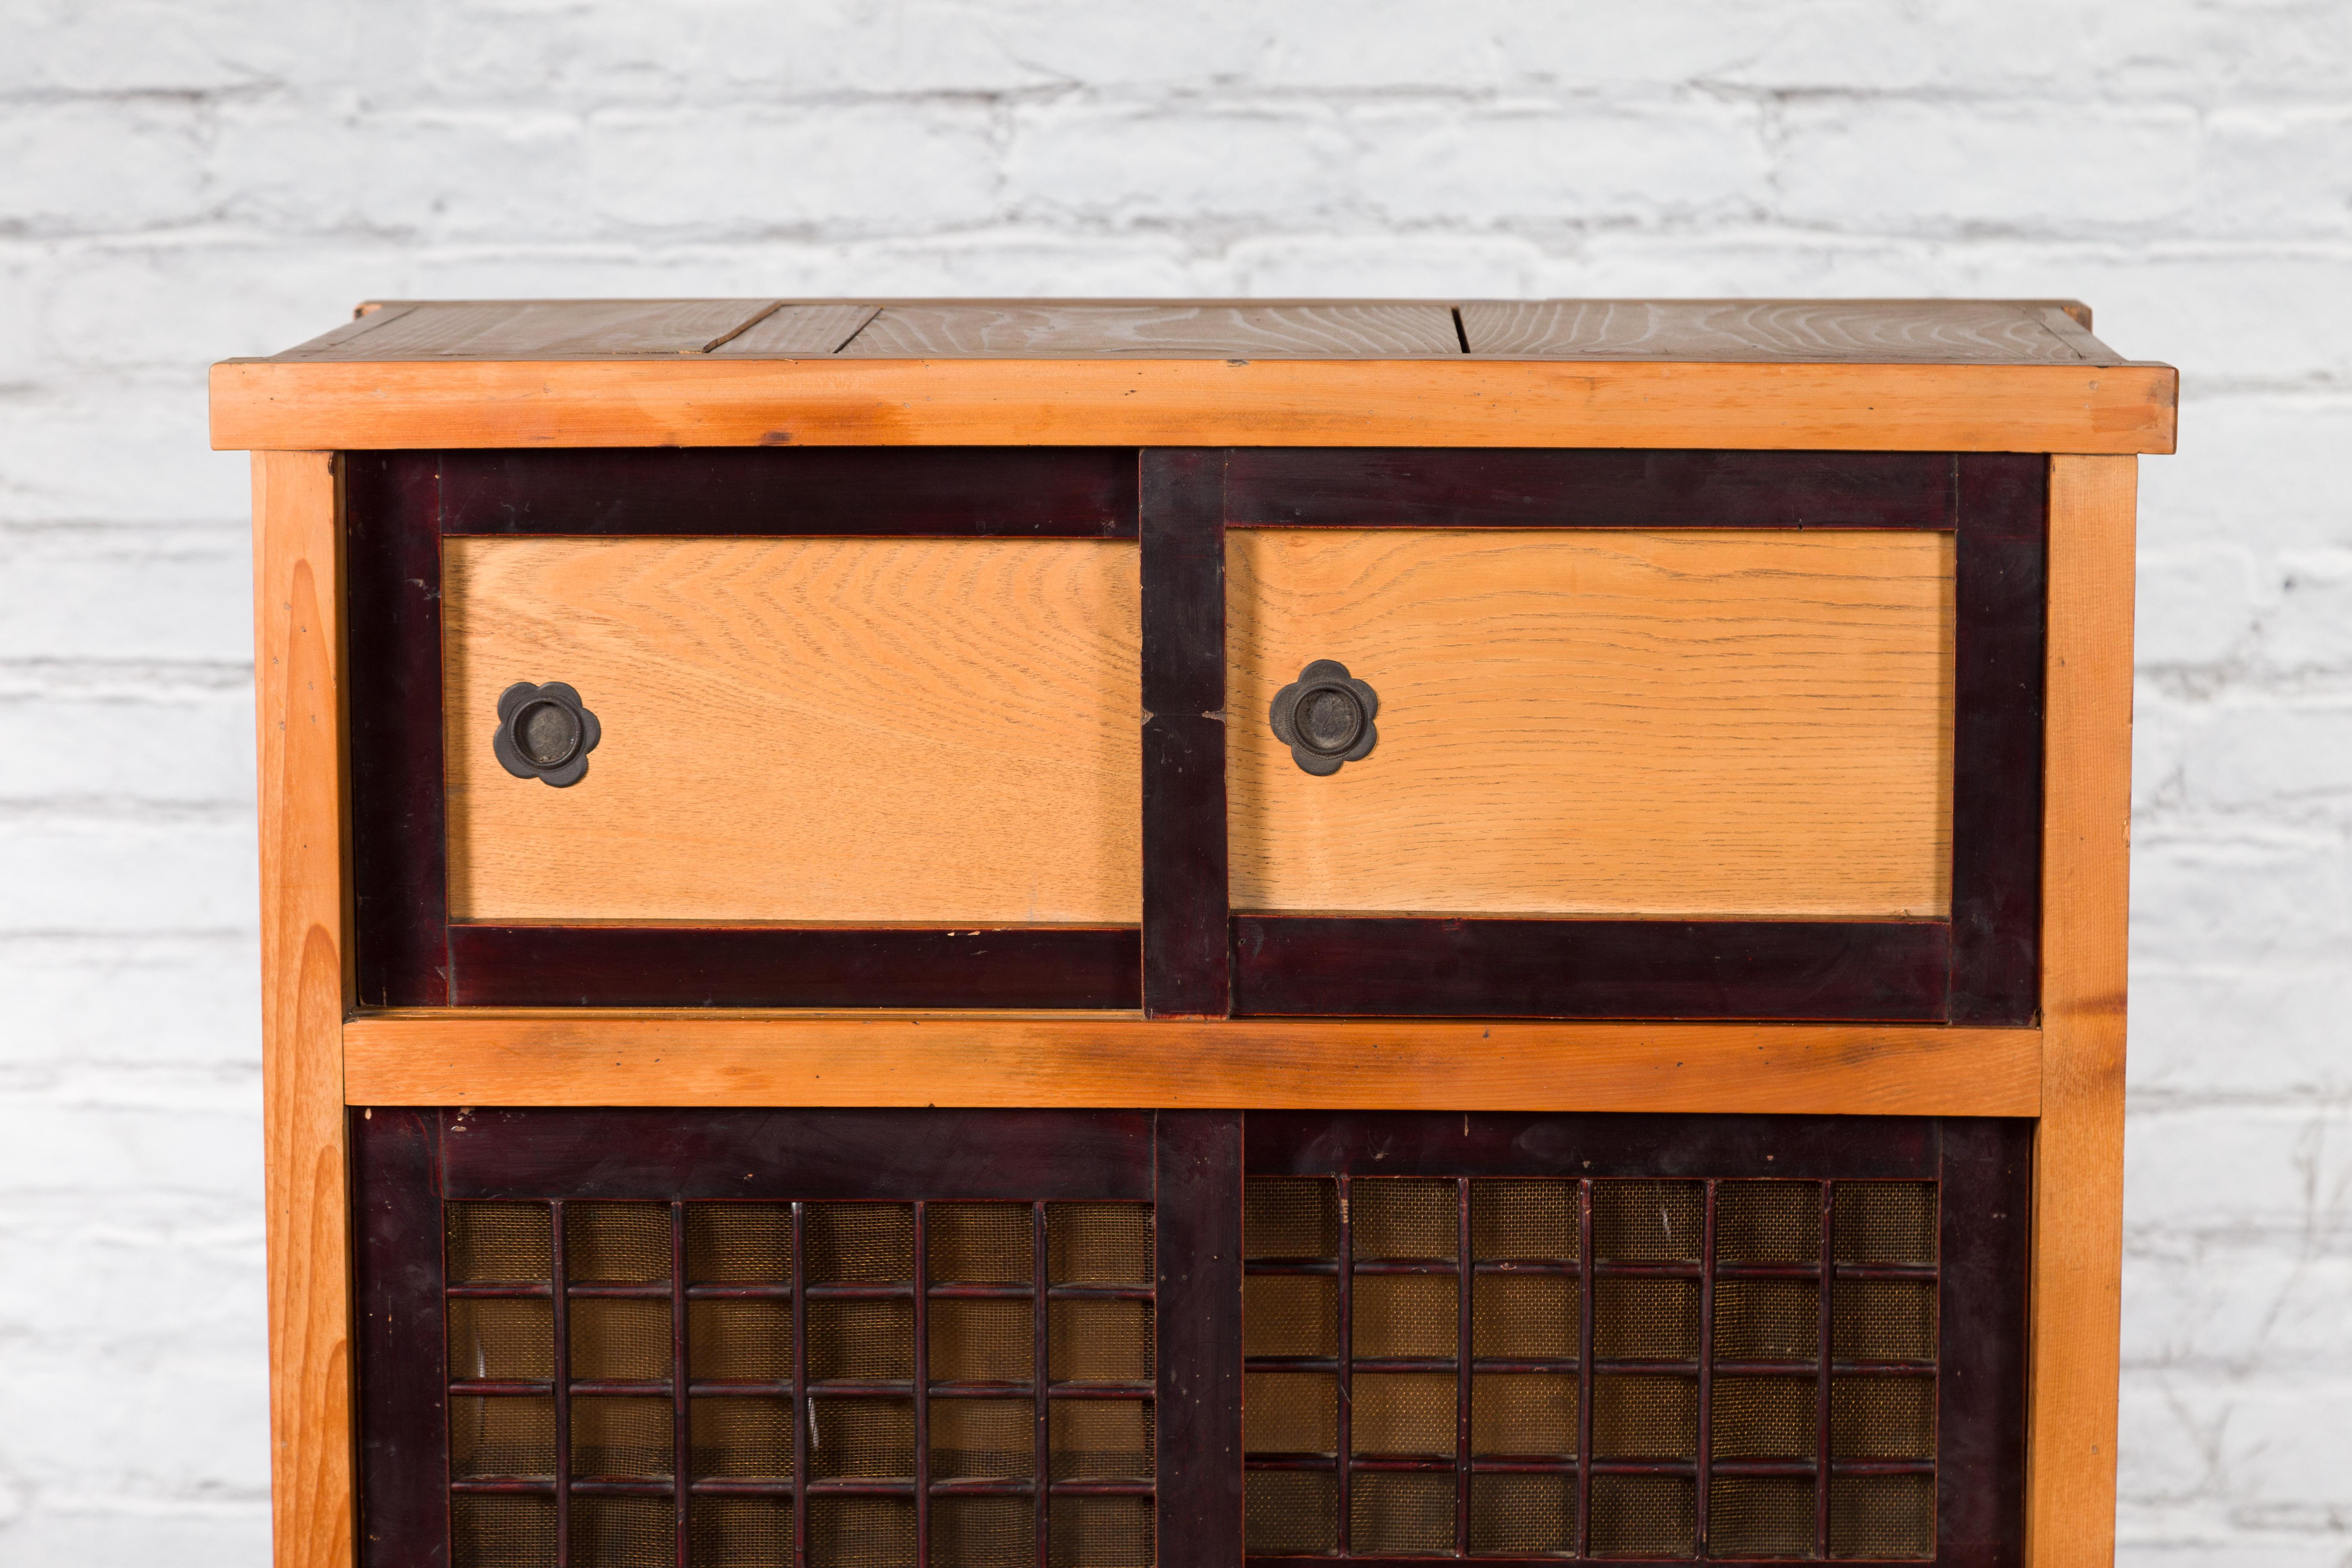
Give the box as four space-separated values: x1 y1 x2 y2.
444 536 1143 923
1228 528 1955 917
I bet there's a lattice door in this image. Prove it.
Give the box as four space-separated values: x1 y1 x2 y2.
1236 1114 2027 1565
355 1109 1235 1568
354 1110 2023 1568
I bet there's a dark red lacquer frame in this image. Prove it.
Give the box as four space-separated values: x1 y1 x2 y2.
350 1109 2025 1568
344 447 2042 1021
1237 1113 2028 1568
354 1109 1238 1568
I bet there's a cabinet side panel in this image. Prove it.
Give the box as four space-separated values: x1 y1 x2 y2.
2024 456 2135 1568
253 449 355 1568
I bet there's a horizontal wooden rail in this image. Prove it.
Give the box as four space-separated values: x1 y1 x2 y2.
341 1013 2040 1115
211 357 2176 454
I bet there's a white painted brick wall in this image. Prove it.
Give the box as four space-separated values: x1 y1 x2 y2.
2 2 2345 1562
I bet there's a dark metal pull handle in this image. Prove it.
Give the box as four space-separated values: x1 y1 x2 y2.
1270 659 1378 775
494 681 601 787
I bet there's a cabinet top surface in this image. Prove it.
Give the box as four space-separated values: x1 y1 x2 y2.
253 296 2136 366
209 297 2175 453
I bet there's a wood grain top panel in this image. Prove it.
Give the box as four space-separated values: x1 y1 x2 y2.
1459 298 2119 364
708 302 880 356
1227 527 1955 918
442 534 1144 925
837 300 1465 358
257 297 2128 364
271 298 784 360
219 297 2173 450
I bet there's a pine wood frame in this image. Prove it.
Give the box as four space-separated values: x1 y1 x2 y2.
251 442 2132 1568
211 357 2175 454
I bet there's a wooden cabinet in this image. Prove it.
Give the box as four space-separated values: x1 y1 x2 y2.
215 297 2170 1568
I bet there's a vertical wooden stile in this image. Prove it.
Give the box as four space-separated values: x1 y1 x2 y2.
1950 453 2051 1024
550 1201 571 1568
1139 451 1230 1017
672 1202 690 1567
912 1204 931 1568
1575 1180 1594 1559
1816 1182 1837 1559
1335 1175 1354 1555
1455 1179 1472 1557
2024 455 2138 1568
253 449 356 1568
791 1204 808 1568
1695 1179 1718 1556
342 452 447 1007
1155 1113 1243 1568
349 1109 447 1568
1033 1202 1052 1568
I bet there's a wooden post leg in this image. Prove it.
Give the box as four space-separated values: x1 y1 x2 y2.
2025 454 2137 1566
253 450 355 1568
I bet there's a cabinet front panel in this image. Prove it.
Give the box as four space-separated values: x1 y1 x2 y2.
443 536 1144 925
1227 529 1955 919
355 1110 2023 1568
347 447 2036 1018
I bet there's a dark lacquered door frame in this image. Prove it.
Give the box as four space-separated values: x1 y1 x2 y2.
345 447 2041 1021
355 1107 1244 1568
1140 450 2043 1025
353 1109 2024 1568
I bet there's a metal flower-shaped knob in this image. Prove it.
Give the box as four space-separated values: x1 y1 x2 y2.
1270 659 1378 776
493 681 601 788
